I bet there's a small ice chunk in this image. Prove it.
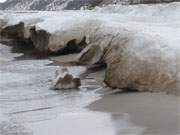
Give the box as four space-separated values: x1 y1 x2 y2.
51 67 81 90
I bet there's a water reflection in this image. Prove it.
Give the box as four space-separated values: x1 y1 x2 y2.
111 113 144 135
25 111 144 135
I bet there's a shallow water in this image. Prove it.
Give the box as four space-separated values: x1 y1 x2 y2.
0 44 144 135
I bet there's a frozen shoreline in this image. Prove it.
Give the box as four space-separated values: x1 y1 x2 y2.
0 43 179 135
52 51 180 135
1 2 180 94
0 2 180 134
0 43 144 135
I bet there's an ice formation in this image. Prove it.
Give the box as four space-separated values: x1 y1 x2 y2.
0 2 179 94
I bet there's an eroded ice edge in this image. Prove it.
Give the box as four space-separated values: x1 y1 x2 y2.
1 3 180 94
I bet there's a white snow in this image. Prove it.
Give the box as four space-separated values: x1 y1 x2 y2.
1 2 180 92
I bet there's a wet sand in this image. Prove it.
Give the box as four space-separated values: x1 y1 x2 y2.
88 92 180 135
50 50 180 135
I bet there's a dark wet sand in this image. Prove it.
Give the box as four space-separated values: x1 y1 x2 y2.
88 92 180 135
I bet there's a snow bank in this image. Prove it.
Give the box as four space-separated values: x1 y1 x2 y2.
35 12 99 52
80 3 180 95
0 3 180 94
0 11 103 52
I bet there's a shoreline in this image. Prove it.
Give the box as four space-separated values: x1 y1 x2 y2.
0 42 179 135
0 3 180 134
51 53 180 135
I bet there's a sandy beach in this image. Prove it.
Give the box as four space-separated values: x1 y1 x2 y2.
88 92 180 135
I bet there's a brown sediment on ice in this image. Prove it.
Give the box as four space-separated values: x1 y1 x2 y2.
1 22 25 40
78 28 180 95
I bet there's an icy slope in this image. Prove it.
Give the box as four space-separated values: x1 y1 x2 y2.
1 0 180 10
0 2 180 94
0 0 104 10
